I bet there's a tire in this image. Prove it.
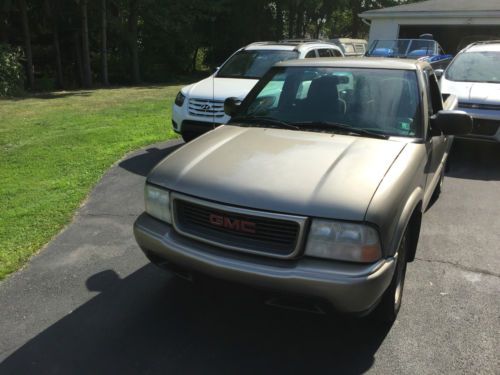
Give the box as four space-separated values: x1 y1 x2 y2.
373 230 409 324
181 132 197 143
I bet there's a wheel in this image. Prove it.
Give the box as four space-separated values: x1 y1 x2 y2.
374 230 409 324
432 165 446 201
181 131 197 143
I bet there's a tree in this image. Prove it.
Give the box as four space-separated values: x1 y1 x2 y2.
79 0 92 87
128 0 140 84
44 0 64 88
101 0 108 85
18 0 34 89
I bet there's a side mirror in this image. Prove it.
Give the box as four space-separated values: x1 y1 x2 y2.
224 97 241 117
434 69 444 79
430 110 472 135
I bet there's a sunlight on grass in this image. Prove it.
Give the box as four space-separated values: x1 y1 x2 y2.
0 85 181 279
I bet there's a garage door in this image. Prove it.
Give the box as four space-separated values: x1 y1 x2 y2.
399 25 500 54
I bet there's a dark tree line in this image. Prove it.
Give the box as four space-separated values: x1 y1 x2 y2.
0 0 421 91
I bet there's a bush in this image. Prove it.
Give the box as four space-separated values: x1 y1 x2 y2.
0 44 25 97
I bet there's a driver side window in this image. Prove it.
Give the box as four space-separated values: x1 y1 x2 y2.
426 71 443 115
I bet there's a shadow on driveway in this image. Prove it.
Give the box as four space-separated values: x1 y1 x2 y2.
0 265 391 374
119 140 184 177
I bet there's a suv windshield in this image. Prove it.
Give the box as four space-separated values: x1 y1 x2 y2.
446 51 500 83
234 66 421 138
217 50 299 79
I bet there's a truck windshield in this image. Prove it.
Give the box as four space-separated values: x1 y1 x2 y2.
217 50 299 79
235 66 422 138
446 51 500 83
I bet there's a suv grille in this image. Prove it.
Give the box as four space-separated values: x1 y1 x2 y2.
188 98 225 118
173 197 304 257
460 102 500 111
472 119 500 136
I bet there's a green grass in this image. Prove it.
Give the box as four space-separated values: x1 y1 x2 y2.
0 85 181 279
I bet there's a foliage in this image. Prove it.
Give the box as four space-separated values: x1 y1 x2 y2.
0 0 425 89
0 44 25 96
0 84 180 279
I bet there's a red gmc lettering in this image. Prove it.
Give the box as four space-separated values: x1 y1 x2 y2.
208 214 256 234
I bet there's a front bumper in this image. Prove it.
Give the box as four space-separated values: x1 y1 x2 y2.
172 102 229 136
456 108 500 142
134 213 396 313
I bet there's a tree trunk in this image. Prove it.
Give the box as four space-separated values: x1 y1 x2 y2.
53 24 64 89
128 0 140 84
275 0 283 40
74 32 84 86
287 1 295 38
191 47 198 73
350 0 362 38
19 0 34 90
80 0 92 88
101 0 108 85
0 0 12 44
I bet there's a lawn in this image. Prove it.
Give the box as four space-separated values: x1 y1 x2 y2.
0 85 181 279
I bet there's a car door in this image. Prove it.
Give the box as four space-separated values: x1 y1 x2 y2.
424 68 448 202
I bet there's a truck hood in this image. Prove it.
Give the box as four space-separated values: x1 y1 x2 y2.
183 76 259 100
441 79 500 105
148 126 406 221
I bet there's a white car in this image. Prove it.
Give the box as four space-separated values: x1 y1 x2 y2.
172 40 344 141
439 41 500 142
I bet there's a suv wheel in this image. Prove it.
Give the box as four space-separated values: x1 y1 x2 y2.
374 230 409 324
181 132 196 143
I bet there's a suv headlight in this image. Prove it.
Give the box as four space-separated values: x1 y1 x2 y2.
305 219 381 263
145 184 171 224
175 91 186 107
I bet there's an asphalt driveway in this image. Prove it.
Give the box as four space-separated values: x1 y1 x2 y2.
0 139 498 374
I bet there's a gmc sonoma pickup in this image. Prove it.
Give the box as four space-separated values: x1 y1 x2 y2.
134 58 472 323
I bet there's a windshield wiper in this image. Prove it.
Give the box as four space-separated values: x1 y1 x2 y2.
230 116 300 130
292 121 389 139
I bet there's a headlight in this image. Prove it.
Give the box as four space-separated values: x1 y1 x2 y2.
145 184 171 224
175 91 186 107
305 220 381 263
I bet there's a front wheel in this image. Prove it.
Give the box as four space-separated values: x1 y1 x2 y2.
373 230 409 324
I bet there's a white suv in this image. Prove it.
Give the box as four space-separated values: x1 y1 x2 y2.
172 40 344 141
440 41 500 142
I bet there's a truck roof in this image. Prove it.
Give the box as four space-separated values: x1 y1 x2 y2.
276 57 427 70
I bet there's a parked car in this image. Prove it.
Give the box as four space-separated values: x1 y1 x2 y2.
329 38 368 56
366 34 453 70
135 58 471 323
172 40 344 142
439 40 500 142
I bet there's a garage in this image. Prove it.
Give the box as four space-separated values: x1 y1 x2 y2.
360 0 500 54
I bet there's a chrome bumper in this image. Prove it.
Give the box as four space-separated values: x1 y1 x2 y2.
134 213 396 313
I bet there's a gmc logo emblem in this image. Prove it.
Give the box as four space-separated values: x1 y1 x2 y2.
209 213 256 234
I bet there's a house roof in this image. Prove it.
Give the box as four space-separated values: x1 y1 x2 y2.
361 0 500 18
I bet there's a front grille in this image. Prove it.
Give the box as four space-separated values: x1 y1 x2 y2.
460 102 500 111
173 197 304 257
188 98 225 118
472 119 500 136
354 44 365 54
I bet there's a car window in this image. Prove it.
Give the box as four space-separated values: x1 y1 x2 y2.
318 49 332 57
217 50 299 79
446 51 500 83
241 67 421 138
332 49 342 57
424 70 443 115
305 50 317 58
343 44 355 54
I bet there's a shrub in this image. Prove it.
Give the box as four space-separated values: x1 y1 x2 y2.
0 44 25 97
